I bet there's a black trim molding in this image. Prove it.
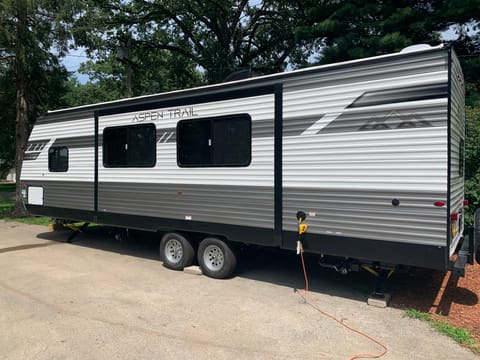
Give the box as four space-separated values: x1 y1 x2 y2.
274 84 283 246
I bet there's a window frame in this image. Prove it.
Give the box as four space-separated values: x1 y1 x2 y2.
176 114 252 168
102 123 157 168
48 146 69 172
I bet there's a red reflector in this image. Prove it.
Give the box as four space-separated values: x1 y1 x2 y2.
464 199 469 206
434 201 445 207
451 213 458 221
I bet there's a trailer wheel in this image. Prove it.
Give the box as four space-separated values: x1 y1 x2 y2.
160 232 194 271
198 237 237 279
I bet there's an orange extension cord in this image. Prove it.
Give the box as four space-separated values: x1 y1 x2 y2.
296 251 389 360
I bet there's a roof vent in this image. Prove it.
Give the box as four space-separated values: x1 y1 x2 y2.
400 44 433 54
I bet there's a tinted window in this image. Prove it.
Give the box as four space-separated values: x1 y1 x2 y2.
103 124 156 167
177 119 211 166
48 146 69 172
177 114 251 167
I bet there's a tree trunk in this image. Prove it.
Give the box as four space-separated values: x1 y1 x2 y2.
14 0 29 215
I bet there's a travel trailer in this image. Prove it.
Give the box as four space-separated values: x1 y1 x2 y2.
21 44 473 278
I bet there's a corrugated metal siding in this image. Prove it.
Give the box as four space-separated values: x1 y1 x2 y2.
21 117 95 183
282 50 449 247
22 180 94 210
97 94 275 229
98 94 275 188
449 50 466 254
283 188 446 245
284 50 448 93
98 183 273 229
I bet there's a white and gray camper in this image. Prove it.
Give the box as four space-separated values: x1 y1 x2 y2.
21 44 473 279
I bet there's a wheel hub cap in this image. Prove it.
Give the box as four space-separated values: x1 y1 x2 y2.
165 239 183 264
203 244 224 271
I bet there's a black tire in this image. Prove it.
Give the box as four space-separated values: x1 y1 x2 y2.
198 237 237 279
160 232 195 271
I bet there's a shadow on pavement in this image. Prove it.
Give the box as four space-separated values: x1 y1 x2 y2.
36 226 478 309
389 266 478 314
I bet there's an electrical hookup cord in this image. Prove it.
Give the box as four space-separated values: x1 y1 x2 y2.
294 212 388 360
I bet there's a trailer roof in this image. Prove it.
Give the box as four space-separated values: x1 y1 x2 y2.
47 44 446 116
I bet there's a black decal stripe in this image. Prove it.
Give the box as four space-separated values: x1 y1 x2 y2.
24 152 41 161
52 135 95 149
47 119 274 150
36 110 94 125
318 104 447 135
347 84 448 109
26 140 49 151
156 128 176 143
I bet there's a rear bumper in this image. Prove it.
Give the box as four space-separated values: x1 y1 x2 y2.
451 209 479 277
451 232 474 277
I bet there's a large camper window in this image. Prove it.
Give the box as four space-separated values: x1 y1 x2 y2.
103 124 156 167
48 146 69 172
177 114 251 167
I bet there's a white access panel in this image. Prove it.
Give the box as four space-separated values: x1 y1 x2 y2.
27 186 44 205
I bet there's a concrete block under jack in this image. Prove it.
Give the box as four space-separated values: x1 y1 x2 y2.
184 265 203 275
48 223 64 231
367 293 391 308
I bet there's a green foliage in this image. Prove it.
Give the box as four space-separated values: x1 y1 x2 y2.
296 0 442 64
405 308 432 321
0 0 79 185
405 309 475 346
431 321 475 345
74 0 313 85
0 198 15 218
62 77 123 108
465 106 480 226
4 215 52 226
0 68 16 177
0 182 15 192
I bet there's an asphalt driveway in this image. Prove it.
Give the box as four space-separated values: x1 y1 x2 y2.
0 220 476 359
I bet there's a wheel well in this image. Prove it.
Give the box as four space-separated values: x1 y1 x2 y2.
156 229 230 245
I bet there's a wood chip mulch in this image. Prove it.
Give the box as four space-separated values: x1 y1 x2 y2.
390 261 480 345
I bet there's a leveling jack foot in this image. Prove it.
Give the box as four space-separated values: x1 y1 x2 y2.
66 222 90 243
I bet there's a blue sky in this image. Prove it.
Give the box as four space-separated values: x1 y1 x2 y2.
62 47 89 83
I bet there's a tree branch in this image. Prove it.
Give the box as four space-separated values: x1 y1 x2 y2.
135 40 197 62
0 55 15 61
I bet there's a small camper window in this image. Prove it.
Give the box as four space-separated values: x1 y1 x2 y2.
103 123 156 167
48 146 69 172
177 114 251 167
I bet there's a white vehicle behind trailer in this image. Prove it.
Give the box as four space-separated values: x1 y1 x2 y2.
21 44 474 279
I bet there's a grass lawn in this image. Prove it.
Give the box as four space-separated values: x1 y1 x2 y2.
0 182 16 192
0 182 50 225
405 309 476 349
0 198 15 217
